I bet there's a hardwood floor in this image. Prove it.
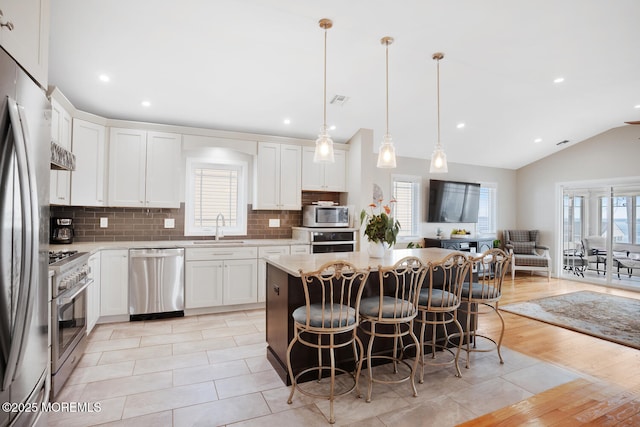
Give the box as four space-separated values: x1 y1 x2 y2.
463 273 640 425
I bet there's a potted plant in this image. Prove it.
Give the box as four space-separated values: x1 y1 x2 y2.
360 199 400 257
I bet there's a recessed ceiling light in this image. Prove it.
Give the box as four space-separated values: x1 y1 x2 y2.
329 125 336 131
534 138 542 143
99 74 110 83
141 101 151 107
283 118 291 125
634 104 640 109
456 123 465 129
553 77 565 83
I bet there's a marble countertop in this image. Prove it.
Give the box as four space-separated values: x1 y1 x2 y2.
266 247 455 276
50 238 309 255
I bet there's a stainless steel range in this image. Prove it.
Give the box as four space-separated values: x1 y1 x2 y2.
48 250 92 398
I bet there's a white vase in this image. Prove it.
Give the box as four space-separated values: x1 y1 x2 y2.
368 241 387 258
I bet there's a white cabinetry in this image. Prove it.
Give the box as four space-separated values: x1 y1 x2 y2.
108 128 182 208
49 98 71 205
185 246 258 309
71 119 106 206
290 244 311 254
254 142 301 210
257 246 290 303
100 250 128 317
87 252 101 334
301 147 346 192
0 0 49 87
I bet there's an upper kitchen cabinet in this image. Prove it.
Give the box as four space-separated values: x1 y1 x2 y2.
108 128 182 208
253 142 301 210
49 98 71 205
301 147 346 192
70 119 106 206
0 0 49 87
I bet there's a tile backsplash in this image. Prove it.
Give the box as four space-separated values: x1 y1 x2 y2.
51 192 341 242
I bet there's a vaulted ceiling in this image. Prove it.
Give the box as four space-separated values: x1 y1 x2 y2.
48 0 640 169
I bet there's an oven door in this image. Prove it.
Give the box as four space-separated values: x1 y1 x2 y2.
311 243 356 253
51 280 90 373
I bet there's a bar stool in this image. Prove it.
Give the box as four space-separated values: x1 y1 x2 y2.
459 248 511 368
358 256 427 402
415 252 471 383
286 261 370 424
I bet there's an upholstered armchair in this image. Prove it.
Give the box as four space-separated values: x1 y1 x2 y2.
503 230 551 280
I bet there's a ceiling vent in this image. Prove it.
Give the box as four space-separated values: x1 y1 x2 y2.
330 95 349 106
556 139 569 146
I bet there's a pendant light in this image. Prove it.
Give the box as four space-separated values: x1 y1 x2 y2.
313 18 335 163
429 52 448 173
377 36 397 168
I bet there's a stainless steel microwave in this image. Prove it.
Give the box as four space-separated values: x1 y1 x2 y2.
302 205 349 227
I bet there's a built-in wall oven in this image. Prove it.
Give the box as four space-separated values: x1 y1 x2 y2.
292 227 357 253
49 250 92 398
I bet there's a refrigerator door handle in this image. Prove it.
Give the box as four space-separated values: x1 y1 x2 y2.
2 98 39 391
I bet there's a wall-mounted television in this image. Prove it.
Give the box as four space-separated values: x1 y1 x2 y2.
427 179 481 223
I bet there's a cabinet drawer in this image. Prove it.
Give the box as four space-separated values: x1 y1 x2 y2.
258 246 290 258
186 246 258 261
290 245 310 254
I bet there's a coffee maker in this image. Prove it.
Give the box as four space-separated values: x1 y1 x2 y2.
50 218 74 244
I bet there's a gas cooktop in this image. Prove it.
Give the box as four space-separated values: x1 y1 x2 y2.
48 250 84 266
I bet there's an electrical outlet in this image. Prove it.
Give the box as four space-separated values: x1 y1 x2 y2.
268 218 280 228
100 217 108 228
164 218 175 228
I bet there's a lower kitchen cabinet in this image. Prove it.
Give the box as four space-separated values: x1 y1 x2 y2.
185 260 223 308
87 252 101 333
185 246 258 309
100 249 129 317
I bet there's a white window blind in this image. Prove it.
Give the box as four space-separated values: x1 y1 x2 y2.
392 175 420 237
477 184 497 234
193 167 238 228
185 159 247 236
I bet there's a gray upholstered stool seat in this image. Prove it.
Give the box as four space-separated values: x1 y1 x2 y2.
359 296 415 319
292 304 357 328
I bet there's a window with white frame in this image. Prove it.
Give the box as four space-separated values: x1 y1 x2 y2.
477 183 497 234
184 158 247 236
392 175 420 237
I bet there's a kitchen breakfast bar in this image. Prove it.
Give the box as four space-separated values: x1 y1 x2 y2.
264 247 468 385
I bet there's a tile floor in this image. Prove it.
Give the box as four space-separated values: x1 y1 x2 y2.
48 309 583 426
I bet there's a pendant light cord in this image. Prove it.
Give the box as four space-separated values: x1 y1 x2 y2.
323 27 327 128
436 56 441 147
385 42 389 134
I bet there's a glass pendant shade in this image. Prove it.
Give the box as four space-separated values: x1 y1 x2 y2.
377 134 397 168
429 145 448 173
314 125 335 163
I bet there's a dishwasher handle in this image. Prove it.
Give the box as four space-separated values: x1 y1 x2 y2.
129 248 184 258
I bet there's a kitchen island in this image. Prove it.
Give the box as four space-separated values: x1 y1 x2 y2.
265 247 463 384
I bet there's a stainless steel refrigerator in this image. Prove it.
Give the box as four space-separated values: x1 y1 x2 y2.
0 46 50 427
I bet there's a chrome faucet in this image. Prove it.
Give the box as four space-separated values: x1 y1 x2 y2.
215 213 225 240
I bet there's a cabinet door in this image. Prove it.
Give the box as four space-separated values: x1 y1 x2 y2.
301 147 325 191
223 259 257 305
257 246 290 303
108 128 146 207
145 132 181 208
71 119 106 206
323 149 346 192
50 100 71 205
87 252 101 333
254 142 280 209
0 0 49 87
185 260 224 308
278 144 301 210
478 240 494 253
100 250 129 316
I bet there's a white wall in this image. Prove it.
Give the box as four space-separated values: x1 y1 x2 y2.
370 153 517 242
516 125 640 272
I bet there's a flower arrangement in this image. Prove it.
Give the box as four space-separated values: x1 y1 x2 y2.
360 198 401 246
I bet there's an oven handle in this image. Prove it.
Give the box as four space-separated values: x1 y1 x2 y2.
310 241 357 246
59 279 93 305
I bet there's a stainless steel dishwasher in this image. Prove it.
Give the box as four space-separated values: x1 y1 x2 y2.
129 248 185 320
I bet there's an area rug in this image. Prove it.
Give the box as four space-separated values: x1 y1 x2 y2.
500 291 640 350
